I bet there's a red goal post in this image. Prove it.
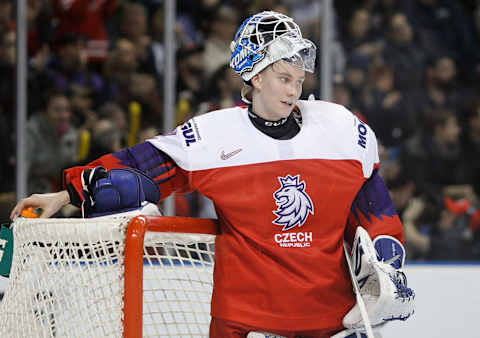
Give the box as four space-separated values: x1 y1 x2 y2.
124 216 219 337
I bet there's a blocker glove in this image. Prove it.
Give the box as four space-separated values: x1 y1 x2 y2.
81 167 160 218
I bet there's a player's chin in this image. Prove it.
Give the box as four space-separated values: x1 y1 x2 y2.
278 102 294 116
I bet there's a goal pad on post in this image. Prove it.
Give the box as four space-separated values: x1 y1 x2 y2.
0 215 218 337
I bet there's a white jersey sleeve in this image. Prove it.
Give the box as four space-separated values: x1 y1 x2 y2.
296 100 380 178
146 107 242 171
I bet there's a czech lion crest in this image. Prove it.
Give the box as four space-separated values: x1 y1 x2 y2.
273 175 314 231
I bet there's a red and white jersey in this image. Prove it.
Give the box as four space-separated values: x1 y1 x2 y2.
146 100 403 331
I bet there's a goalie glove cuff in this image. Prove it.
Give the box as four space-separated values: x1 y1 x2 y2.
373 235 405 269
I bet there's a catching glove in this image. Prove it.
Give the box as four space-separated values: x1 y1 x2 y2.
342 227 415 330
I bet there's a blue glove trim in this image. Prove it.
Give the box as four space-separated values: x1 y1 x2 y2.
373 235 405 269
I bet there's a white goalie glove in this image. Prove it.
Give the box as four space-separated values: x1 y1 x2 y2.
342 226 415 331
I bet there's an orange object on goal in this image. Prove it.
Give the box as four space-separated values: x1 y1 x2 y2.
20 207 38 218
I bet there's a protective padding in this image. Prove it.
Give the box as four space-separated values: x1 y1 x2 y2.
89 168 160 217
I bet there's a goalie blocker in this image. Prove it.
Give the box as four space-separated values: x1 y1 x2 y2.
78 166 160 218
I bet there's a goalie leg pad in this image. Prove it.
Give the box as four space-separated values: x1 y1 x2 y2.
330 328 383 338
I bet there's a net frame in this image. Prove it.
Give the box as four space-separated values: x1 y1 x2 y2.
0 215 219 338
124 216 218 337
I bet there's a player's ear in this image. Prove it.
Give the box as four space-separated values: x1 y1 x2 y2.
251 73 262 90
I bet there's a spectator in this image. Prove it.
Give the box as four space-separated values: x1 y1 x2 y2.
285 0 346 82
50 0 117 69
176 44 206 123
461 99 480 196
103 38 163 125
426 198 478 260
127 72 163 127
103 38 137 94
342 53 370 113
369 0 401 34
463 4 480 87
205 64 243 110
381 12 426 90
41 33 108 126
284 1 345 90
98 102 128 147
0 30 16 192
0 30 15 127
387 168 430 260
203 5 239 77
299 71 320 101
0 0 13 36
147 7 166 81
118 2 152 73
400 0 475 61
88 119 122 161
270 1 292 16
138 126 159 143
27 0 53 58
175 2 207 47
338 7 383 58
404 108 472 200
178 0 222 41
363 64 417 147
0 111 12 192
26 90 79 194
411 54 463 119
332 83 353 110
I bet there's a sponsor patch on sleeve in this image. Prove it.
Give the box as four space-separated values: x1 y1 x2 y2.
356 119 368 149
180 118 202 148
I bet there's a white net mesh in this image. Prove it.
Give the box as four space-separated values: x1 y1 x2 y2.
0 216 216 338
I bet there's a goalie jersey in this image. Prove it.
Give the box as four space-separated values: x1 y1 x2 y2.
63 100 403 331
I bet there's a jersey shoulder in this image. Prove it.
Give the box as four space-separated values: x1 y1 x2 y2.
298 99 360 130
298 100 379 178
147 106 247 170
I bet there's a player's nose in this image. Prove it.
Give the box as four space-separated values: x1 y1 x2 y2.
287 83 300 98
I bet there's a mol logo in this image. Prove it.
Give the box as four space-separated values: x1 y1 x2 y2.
272 175 314 231
357 122 368 149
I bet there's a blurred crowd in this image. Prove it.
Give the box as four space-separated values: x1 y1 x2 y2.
0 0 479 261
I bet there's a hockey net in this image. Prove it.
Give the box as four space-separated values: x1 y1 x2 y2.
0 215 218 337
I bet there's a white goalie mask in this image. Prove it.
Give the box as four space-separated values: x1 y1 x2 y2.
230 11 317 81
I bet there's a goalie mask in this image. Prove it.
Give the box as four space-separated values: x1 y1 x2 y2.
229 11 317 82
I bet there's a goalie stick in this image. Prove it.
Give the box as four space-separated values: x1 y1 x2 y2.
341 242 375 338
